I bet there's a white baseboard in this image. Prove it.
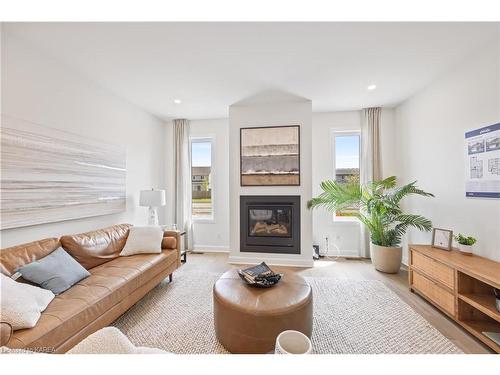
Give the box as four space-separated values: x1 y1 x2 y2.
193 245 230 253
228 255 314 268
322 249 359 258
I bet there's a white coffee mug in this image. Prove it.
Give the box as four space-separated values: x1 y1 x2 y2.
274 330 312 354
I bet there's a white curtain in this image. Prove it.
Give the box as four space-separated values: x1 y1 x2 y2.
359 107 382 258
173 119 193 250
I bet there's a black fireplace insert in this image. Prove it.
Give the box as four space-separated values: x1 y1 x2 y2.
240 195 300 254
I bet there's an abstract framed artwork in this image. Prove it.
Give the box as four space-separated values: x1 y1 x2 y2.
240 125 300 186
0 115 126 229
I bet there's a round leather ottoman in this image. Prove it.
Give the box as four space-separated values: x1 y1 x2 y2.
213 268 313 354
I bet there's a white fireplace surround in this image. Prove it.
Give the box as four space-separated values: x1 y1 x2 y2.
228 91 314 267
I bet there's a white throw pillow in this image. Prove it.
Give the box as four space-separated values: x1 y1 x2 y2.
120 226 163 256
0 273 55 330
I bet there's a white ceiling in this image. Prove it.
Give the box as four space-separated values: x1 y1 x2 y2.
4 22 498 120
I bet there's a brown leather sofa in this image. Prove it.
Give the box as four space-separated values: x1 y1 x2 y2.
0 224 181 353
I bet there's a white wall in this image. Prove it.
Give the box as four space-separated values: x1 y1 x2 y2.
395 40 500 262
311 111 361 256
1 31 167 248
311 109 396 257
190 119 230 251
228 93 313 267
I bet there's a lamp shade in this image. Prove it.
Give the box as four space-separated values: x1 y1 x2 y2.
139 189 166 207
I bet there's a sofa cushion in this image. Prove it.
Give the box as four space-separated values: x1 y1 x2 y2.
88 250 177 300
0 238 60 276
8 249 177 351
16 248 90 295
60 224 132 270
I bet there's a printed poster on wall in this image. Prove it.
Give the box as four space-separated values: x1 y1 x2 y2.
465 122 500 198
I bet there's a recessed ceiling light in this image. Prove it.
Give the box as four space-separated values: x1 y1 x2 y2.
173 99 182 104
367 84 377 91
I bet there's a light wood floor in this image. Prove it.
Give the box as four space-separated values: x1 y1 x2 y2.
184 251 492 354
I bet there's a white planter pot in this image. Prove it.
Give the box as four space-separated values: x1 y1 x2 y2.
371 243 402 274
458 244 474 255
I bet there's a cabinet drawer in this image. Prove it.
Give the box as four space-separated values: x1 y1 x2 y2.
411 250 455 289
412 271 456 316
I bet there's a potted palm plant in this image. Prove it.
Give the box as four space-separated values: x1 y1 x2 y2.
308 176 434 273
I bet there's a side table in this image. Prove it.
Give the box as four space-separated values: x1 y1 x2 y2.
179 231 187 263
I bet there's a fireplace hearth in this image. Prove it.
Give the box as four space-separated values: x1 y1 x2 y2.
240 195 300 254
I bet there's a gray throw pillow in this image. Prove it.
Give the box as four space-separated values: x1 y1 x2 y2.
16 247 90 295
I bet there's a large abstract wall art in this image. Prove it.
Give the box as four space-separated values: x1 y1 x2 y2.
1 115 126 229
240 125 300 186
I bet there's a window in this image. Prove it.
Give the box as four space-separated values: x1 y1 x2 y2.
191 138 213 220
332 131 360 218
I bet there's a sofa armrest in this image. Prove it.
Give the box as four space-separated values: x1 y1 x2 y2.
1 322 13 347
163 230 182 267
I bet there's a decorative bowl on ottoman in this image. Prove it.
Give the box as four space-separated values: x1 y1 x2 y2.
237 262 283 288
213 268 313 354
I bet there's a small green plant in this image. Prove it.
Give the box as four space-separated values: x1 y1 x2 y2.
454 234 476 246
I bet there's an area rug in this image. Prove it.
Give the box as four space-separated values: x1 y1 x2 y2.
112 268 462 354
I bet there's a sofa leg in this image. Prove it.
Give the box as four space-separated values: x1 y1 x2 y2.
169 274 173 283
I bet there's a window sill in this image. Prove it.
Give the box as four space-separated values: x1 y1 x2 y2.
193 217 216 224
332 216 360 225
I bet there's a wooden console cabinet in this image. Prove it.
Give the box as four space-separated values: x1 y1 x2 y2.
409 245 500 353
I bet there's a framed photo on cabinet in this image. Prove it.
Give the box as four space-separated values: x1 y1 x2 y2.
431 228 453 250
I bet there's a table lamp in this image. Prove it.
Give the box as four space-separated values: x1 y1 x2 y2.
139 189 166 225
